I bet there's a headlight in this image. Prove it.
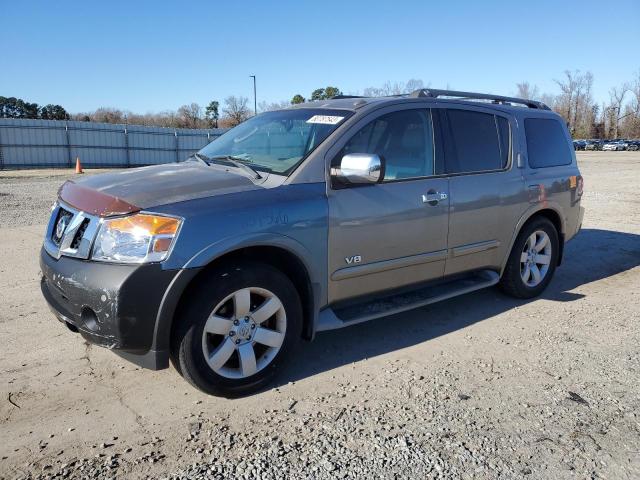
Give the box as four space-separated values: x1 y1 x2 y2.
91 213 182 264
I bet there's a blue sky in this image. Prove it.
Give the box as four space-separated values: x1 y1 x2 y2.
1 0 638 113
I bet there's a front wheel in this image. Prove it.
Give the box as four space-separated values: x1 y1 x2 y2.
500 217 559 299
171 262 302 397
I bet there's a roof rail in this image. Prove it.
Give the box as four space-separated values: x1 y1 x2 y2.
408 89 550 110
331 95 367 99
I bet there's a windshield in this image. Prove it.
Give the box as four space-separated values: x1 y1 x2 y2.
198 108 351 175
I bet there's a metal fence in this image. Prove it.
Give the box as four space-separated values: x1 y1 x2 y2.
0 118 228 169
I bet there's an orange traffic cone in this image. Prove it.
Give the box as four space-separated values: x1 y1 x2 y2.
75 157 83 174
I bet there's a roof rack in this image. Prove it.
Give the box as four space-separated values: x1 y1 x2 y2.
408 89 550 110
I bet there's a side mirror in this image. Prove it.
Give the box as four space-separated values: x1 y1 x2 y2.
333 153 383 184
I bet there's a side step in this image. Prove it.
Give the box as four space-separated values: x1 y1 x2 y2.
316 270 500 332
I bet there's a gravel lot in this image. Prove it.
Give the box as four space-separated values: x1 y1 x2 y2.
0 169 118 229
1 153 639 479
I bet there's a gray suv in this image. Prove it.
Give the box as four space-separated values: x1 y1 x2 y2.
40 89 585 396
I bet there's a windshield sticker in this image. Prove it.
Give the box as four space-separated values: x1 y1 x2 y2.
306 115 344 125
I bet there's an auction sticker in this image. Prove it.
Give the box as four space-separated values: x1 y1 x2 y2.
306 115 344 125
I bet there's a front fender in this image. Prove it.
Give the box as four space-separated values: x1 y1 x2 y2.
150 232 324 356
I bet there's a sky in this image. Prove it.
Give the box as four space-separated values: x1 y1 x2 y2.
1 0 638 114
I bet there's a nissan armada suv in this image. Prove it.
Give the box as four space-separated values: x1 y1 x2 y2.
40 89 584 396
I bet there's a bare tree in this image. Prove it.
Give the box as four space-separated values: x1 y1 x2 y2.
91 107 125 124
574 72 593 136
404 78 425 93
554 71 576 127
258 100 291 112
362 79 427 97
177 103 202 129
154 110 180 128
621 71 640 138
362 85 385 97
608 84 630 138
223 96 250 126
516 81 540 100
554 70 595 137
631 70 640 115
540 93 557 109
380 81 404 96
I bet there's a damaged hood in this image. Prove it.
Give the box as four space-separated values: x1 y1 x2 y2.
59 161 269 216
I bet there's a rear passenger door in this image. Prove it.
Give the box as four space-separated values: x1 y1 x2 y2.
439 107 528 276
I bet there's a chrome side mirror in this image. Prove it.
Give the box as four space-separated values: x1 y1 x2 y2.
334 153 383 184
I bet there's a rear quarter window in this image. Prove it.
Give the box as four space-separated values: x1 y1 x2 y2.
525 118 573 168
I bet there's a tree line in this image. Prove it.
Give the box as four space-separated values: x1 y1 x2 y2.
70 96 257 129
2 71 639 138
0 96 70 120
0 96 244 129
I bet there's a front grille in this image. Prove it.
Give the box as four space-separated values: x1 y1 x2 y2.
44 202 100 260
71 218 90 249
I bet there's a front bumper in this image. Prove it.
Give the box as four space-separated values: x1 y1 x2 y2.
40 247 179 369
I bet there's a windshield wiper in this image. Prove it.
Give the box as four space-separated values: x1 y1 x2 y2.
188 152 210 165
208 155 262 179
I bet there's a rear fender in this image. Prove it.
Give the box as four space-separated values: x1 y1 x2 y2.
499 203 565 275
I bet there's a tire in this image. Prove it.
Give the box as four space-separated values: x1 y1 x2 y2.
170 261 302 397
499 217 559 299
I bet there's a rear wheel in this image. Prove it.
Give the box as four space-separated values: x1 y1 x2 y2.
500 217 559 299
171 262 302 397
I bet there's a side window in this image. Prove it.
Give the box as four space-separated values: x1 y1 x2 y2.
445 109 508 174
524 118 572 168
497 116 510 168
339 109 435 181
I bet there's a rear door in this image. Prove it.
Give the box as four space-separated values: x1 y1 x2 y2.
439 107 527 276
327 106 450 303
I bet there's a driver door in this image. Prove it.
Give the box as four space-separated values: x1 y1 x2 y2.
327 107 450 303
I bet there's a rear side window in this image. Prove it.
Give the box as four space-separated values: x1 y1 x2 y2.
444 109 509 174
525 118 572 168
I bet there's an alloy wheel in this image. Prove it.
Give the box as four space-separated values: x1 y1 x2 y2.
520 230 552 287
201 287 286 379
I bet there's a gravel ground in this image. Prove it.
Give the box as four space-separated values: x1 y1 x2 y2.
1 153 639 479
0 169 117 229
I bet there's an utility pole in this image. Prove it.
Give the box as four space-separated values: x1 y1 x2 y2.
249 75 257 116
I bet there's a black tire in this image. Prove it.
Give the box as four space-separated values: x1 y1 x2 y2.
170 261 302 397
499 217 559 299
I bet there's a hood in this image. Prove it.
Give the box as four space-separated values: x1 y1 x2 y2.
59 161 268 216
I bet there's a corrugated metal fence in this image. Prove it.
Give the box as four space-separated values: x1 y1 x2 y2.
0 118 228 169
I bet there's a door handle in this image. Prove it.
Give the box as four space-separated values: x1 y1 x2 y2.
422 191 448 206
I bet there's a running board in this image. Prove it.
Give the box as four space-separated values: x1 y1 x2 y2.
316 270 500 332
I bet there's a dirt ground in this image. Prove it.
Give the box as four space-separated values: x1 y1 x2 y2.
1 153 639 479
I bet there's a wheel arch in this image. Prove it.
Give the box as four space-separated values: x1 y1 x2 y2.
188 245 316 340
152 241 319 363
500 206 565 275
